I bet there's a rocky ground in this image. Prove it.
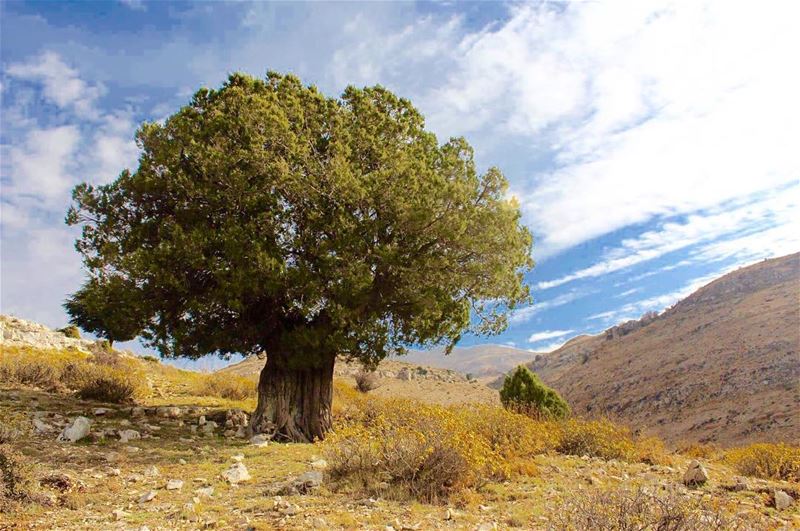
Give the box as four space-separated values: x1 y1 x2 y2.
2 382 799 530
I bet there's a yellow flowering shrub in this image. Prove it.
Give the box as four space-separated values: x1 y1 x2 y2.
554 418 638 461
724 443 800 481
325 398 533 502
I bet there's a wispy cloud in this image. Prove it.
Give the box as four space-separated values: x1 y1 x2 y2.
527 329 574 343
510 290 585 325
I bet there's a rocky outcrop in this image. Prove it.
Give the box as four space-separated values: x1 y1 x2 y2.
1 315 99 352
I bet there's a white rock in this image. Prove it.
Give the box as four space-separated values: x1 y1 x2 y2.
178 459 187 465
118 429 141 443
231 454 245 462
57 416 91 442
108 468 121 476
93 408 110 416
194 486 214 497
682 460 709 486
33 418 52 433
166 479 184 490
775 490 794 510
201 421 218 434
138 490 157 503
143 465 160 478
222 462 251 484
250 434 270 447
198 415 206 426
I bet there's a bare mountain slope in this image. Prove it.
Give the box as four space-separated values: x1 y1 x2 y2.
526 253 800 447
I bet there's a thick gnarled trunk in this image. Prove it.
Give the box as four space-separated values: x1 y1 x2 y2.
249 353 334 442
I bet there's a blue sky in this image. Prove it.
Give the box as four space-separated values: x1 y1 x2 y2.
1 1 798 370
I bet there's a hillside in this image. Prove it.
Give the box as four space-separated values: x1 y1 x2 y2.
219 353 500 407
520 253 800 447
2 318 798 529
391 344 535 378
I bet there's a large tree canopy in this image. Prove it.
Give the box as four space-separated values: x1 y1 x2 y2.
67 72 533 441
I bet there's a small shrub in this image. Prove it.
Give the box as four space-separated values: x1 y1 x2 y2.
553 485 766 530
75 365 142 403
0 444 37 512
555 418 637 461
635 435 673 466
724 443 800 482
57 325 81 339
197 373 256 401
325 399 512 502
500 365 569 419
141 355 160 363
354 370 378 393
678 442 720 460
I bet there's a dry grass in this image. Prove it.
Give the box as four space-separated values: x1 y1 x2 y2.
552 485 768 530
354 370 379 393
724 443 800 482
0 346 145 403
195 372 257 401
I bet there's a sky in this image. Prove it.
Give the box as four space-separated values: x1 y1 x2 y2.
1 0 798 370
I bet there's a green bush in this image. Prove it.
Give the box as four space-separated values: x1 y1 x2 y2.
499 365 570 419
57 325 81 339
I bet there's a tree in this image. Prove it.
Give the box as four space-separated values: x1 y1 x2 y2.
64 276 145 347
500 365 570 419
66 72 533 442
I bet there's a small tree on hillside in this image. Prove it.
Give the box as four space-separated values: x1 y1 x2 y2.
500 365 570 419
64 276 145 347
65 72 533 442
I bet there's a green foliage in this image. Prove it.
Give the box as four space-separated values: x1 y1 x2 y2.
64 276 145 345
500 365 570 419
66 71 533 369
57 325 81 339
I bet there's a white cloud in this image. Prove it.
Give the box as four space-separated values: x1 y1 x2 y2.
6 52 105 119
119 0 146 11
5 125 81 204
510 290 585 325
536 187 799 290
420 1 800 258
527 329 574 343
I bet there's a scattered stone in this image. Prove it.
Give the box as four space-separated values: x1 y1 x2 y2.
223 409 248 428
118 429 141 443
112 509 129 521
143 465 160 478
198 416 206 426
445 509 453 520
179 458 187 465
222 462 251 484
125 446 141 453
682 460 709 486
195 486 214 497
157 406 182 418
130 407 145 417
57 416 91 442
166 479 184 490
138 490 157 503
107 468 121 477
250 434 270 447
33 418 52 433
93 408 110 416
232 454 245 462
201 421 218 434
775 490 794 510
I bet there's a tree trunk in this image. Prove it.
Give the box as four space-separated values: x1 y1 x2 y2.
249 353 335 443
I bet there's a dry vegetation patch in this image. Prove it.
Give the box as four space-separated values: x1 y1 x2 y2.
724 443 800 482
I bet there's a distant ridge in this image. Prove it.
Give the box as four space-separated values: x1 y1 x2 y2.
509 253 800 447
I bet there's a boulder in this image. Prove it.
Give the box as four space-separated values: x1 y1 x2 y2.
118 429 141 443
138 490 157 503
166 479 184 490
222 463 251 484
250 434 270 447
682 460 709 486
57 416 91 442
774 490 794 510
